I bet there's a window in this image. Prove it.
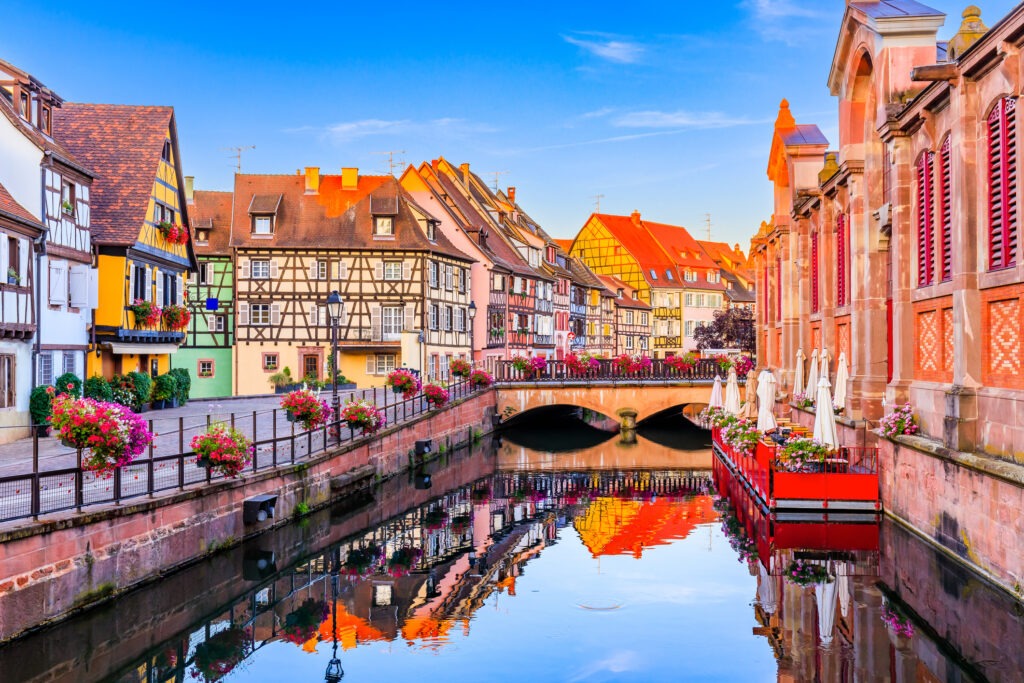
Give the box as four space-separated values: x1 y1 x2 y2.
429 261 439 287
429 304 438 330
382 306 403 339
650 269 658 281
776 257 782 319
133 264 149 301
428 354 436 379
988 97 1018 270
37 353 53 386
625 335 634 349
374 216 394 236
685 320 696 337
445 265 454 290
251 260 270 279
154 202 174 225
459 267 468 292
374 353 397 374
427 221 437 241
208 314 226 332
708 271 720 283
625 310 634 325
455 307 465 331
811 231 820 313
162 272 177 307
162 140 172 161
19 92 28 119
251 304 271 325
0 355 13 409
685 293 693 307
61 180 76 216
665 269 674 281
263 353 279 371
198 262 212 285
196 230 209 245
916 150 936 286
313 260 328 280
939 137 953 282
383 261 403 281
684 271 697 282
836 213 849 306
7 237 18 279
443 306 453 331
696 294 705 307
198 360 215 378
641 312 649 326
253 216 273 235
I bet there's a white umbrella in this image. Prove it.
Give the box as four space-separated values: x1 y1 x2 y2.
812 374 839 448
709 375 723 409
740 369 758 420
756 369 777 432
805 349 819 402
837 562 851 620
793 348 806 399
820 347 832 384
724 367 742 415
757 562 777 614
833 352 849 411
815 579 838 646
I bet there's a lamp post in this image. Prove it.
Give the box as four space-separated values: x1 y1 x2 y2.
467 301 477 364
326 291 344 436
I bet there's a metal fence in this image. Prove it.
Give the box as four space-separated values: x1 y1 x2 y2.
494 357 737 383
0 380 477 525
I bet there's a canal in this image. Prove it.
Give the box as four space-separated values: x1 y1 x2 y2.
1 409 1021 682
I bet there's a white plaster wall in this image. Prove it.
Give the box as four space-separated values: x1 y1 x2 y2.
0 116 43 218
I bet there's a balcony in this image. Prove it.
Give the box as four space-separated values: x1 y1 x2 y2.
570 303 587 316
653 335 681 348
653 307 676 318
487 328 505 348
509 330 531 347
570 336 587 349
534 334 555 347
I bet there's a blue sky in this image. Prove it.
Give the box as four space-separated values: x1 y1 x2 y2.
4 0 1019 248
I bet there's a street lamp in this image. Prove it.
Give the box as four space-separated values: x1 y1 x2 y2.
326 291 344 436
468 301 477 363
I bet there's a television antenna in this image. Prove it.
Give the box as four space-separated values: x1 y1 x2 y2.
222 145 255 173
488 170 509 193
705 213 712 241
373 150 406 176
593 194 605 212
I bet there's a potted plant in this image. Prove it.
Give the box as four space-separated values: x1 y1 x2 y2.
386 368 421 399
792 392 814 410
282 599 330 645
784 558 831 587
565 352 600 375
156 221 189 245
269 367 294 393
127 371 152 412
130 299 161 328
340 398 385 435
49 395 153 473
191 423 253 477
721 418 759 457
280 388 332 430
6 268 19 285
468 369 494 389
30 384 55 436
449 358 472 378
613 353 653 376
879 404 918 439
191 626 250 681
777 437 831 472
61 199 74 216
162 304 191 331
342 544 381 578
423 383 449 409
151 373 178 409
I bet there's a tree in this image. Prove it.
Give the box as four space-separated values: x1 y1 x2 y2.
693 307 756 354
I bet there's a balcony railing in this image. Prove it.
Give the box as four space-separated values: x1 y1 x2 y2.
653 307 676 317
653 336 681 348
570 303 587 316
534 334 554 346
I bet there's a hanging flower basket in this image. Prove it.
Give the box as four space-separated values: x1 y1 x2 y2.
191 423 253 478
342 544 382 578
386 368 421 399
450 514 471 534
340 399 385 435
49 395 153 474
881 599 914 639
423 508 447 530
468 369 493 389
281 388 332 430
388 546 422 577
191 626 250 681
282 599 330 645
449 358 472 378
423 383 449 409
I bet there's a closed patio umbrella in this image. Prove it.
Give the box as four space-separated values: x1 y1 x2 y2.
833 352 849 412
837 562 851 620
820 347 832 384
756 369 777 432
740 369 758 420
816 578 838 647
724 367 742 415
709 375 723 409
793 348 806 399
805 349 819 403
757 562 777 615
812 374 839 448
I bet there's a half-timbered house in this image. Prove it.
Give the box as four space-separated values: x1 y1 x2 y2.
599 275 651 355
231 169 473 393
173 184 234 398
55 104 195 381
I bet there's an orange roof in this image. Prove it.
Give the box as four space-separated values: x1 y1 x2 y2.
554 238 574 252
574 495 717 558
642 220 713 271
317 603 387 651
591 212 680 288
597 275 651 309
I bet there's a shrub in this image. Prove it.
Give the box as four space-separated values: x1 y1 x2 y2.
108 375 136 407
83 375 113 402
55 372 82 398
30 385 54 426
153 374 178 402
127 371 152 408
168 367 191 404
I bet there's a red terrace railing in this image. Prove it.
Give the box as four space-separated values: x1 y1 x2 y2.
0 380 480 526
494 358 734 383
712 428 879 509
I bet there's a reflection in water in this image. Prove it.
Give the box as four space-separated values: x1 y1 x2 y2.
4 432 1023 682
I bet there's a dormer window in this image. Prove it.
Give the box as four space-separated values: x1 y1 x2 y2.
426 220 437 241
196 230 209 244
665 269 674 281
253 216 273 235
684 271 697 282
248 194 282 237
650 269 658 281
40 105 51 135
374 216 394 236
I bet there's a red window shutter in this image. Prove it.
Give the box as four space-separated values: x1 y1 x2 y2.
988 97 1018 270
916 151 935 286
836 213 847 307
811 231 819 313
939 137 952 282
776 257 781 320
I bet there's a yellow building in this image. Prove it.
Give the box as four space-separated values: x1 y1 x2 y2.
54 104 196 379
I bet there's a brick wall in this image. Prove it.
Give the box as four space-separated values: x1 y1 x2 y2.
912 296 953 383
981 283 1024 389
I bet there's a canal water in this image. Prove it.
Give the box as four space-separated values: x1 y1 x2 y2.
1 409 1022 682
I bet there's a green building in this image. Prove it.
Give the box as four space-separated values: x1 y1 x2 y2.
173 187 234 398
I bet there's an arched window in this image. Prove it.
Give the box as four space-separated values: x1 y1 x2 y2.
987 97 1017 270
915 149 935 286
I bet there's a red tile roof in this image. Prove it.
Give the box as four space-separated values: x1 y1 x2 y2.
598 275 650 309
553 238 574 252
189 190 233 256
0 180 43 229
53 103 176 245
590 213 680 288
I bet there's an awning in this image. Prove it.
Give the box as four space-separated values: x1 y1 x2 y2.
106 342 181 355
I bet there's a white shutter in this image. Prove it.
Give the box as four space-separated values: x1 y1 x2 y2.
0 239 6 272
366 355 376 374
238 302 249 326
337 261 348 281
270 303 281 325
176 276 183 304
144 268 152 302
370 304 382 341
269 259 279 278
48 262 63 305
155 269 164 306
69 265 89 308
402 262 412 281
405 304 415 330
206 314 215 330
339 302 348 326
87 267 99 309
239 257 250 279
128 264 136 303
308 261 318 280
374 262 384 280
309 303 318 326
186 270 196 285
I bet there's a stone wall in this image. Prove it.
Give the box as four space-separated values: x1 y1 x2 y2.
879 433 1024 598
0 389 496 642
786 403 874 447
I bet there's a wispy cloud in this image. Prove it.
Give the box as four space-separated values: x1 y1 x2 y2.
613 109 764 129
563 33 645 64
569 651 641 683
740 0 828 45
580 107 616 119
288 118 498 144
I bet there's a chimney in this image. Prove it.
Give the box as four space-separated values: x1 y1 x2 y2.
341 167 359 190
947 6 988 61
184 176 195 205
304 167 320 195
630 210 642 226
459 162 470 190
507 186 516 204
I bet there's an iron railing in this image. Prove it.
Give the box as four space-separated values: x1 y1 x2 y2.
494 357 734 383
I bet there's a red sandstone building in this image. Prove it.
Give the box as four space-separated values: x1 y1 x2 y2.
751 2 1024 594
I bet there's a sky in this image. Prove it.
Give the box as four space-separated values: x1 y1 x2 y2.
3 0 1019 249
